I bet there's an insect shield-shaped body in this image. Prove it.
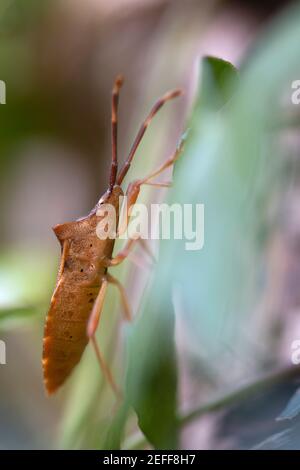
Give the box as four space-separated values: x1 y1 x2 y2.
42 75 182 395
43 187 122 394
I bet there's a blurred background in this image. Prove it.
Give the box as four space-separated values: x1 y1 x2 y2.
1 0 300 450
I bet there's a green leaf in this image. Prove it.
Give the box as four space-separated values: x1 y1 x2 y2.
199 55 239 111
174 56 238 176
126 284 178 449
103 402 129 450
123 56 238 450
160 2 300 392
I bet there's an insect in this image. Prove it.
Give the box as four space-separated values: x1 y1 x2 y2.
42 76 183 395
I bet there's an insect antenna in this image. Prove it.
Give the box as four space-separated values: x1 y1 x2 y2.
117 88 182 185
109 75 124 192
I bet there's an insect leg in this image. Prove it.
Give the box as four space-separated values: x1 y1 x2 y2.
103 236 155 270
87 277 120 396
116 144 185 264
117 88 182 185
138 138 184 185
142 182 172 188
117 141 184 239
135 237 156 263
125 251 152 271
106 273 132 321
110 75 124 191
103 238 137 267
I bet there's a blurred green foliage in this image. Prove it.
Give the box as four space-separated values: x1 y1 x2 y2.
0 250 55 331
2 0 300 451
119 2 300 449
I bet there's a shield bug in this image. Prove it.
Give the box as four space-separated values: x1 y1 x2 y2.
43 76 183 394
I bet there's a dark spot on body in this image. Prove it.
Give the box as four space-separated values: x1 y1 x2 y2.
89 298 94 303
80 268 83 272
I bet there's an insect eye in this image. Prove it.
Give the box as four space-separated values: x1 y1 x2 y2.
90 244 93 247
80 268 83 272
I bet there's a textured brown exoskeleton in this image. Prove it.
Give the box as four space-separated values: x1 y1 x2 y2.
43 76 183 395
